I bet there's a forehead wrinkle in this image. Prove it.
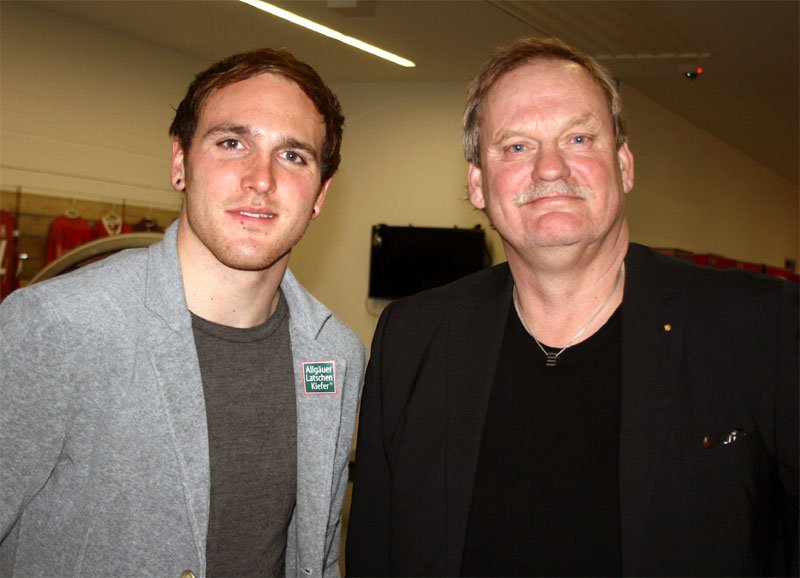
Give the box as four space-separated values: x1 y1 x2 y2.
490 111 603 144
563 112 601 130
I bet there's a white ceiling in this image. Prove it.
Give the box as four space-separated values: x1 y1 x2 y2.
31 0 800 183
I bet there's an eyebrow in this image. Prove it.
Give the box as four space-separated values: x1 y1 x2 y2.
494 113 602 143
280 137 320 162
203 124 320 162
204 123 253 139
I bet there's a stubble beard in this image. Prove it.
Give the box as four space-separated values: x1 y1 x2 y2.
182 187 306 273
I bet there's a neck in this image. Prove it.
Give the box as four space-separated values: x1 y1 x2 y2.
184 268 284 328
178 242 287 330
509 230 628 348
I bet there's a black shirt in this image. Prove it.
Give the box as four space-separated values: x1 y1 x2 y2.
461 304 622 577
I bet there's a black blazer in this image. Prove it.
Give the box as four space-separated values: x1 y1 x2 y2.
347 243 799 577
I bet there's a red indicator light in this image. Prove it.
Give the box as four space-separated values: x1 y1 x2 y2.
696 67 703 74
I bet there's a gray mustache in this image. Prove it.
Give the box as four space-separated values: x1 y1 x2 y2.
513 181 594 206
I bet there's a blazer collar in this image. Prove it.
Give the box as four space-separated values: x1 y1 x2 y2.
283 268 346 570
145 220 192 332
143 220 209 570
620 243 686 574
444 264 514 575
280 268 332 340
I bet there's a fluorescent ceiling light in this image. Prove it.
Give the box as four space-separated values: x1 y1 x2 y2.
238 0 415 68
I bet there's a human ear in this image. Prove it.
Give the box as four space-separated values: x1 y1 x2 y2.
170 138 186 192
617 142 634 194
311 178 332 220
467 163 486 210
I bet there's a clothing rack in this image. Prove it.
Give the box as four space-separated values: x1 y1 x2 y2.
0 188 181 287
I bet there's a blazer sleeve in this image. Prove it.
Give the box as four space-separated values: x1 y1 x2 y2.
0 289 72 540
345 304 393 577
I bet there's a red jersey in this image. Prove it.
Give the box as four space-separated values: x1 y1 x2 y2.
0 210 20 301
46 214 93 264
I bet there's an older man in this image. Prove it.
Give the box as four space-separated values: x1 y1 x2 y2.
1 48 365 577
346 37 798 577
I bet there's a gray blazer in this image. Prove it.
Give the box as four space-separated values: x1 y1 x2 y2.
1 222 366 577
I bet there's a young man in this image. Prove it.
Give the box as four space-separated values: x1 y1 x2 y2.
347 37 798 577
1 48 365 577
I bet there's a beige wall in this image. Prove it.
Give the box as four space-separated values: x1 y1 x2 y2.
0 1 200 209
290 80 503 343
623 84 798 267
2 1 797 345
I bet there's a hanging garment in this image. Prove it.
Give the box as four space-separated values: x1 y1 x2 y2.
92 214 133 239
0 210 20 301
46 214 93 264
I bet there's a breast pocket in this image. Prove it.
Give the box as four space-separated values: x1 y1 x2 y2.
682 427 769 476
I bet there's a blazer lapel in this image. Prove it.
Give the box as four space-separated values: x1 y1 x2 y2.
290 335 346 568
620 245 686 575
144 228 210 568
148 330 210 563
445 265 514 575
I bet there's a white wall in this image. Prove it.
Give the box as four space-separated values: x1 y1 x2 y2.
2 1 797 345
0 1 200 209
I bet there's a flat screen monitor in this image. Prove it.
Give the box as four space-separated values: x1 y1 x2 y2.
369 224 487 299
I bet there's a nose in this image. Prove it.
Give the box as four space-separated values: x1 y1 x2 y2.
533 144 570 182
241 154 275 195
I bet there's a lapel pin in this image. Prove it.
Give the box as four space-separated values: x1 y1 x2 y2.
721 429 743 445
663 324 672 332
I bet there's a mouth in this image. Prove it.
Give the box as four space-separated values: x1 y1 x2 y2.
515 192 582 208
237 211 275 219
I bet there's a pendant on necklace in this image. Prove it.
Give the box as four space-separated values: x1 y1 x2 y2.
545 352 558 367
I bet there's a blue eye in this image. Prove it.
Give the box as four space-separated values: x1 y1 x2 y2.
572 135 588 144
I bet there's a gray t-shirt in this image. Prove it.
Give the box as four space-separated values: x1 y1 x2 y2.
192 291 296 577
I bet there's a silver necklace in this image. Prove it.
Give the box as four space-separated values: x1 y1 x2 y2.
513 265 623 367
